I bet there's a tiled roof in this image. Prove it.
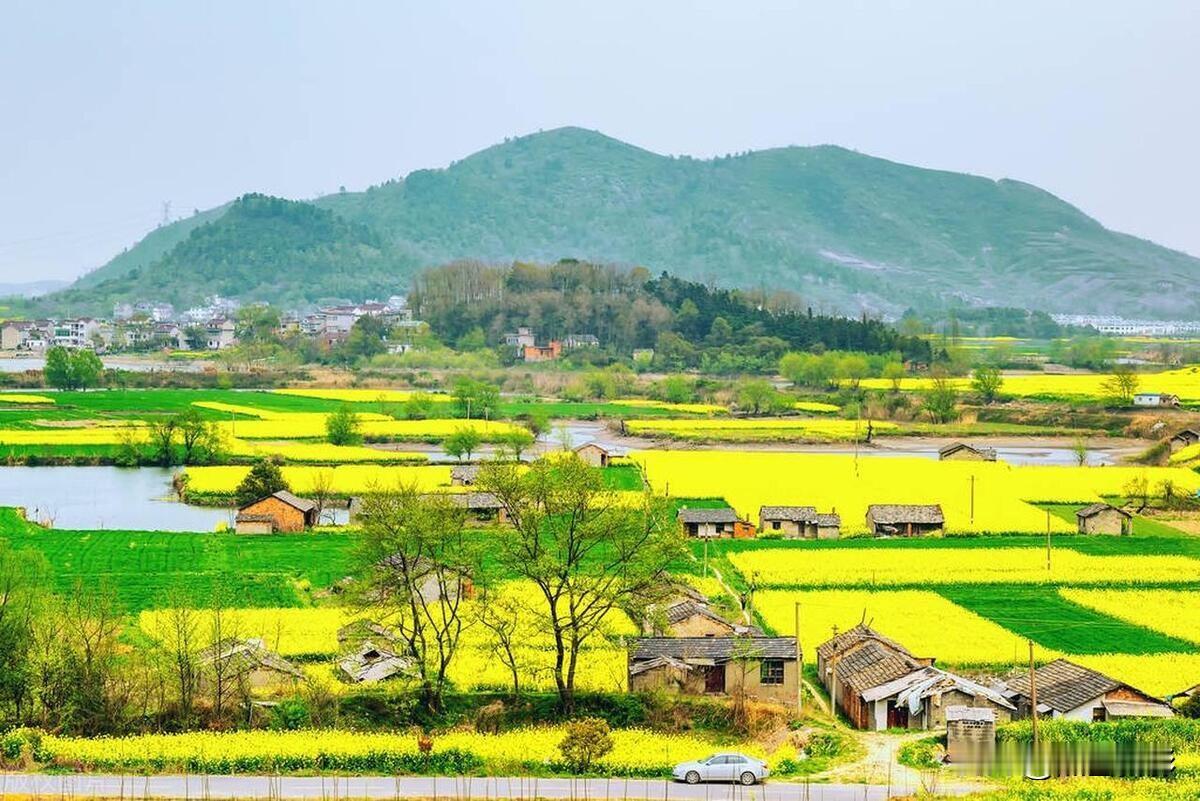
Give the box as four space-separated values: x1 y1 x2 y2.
816 623 912 662
866 504 944 525
677 507 738 524
1076 503 1129 519
631 637 796 662
1006 659 1146 713
815 513 842 527
760 506 818 522
938 442 997 460
835 640 922 695
271 490 316 513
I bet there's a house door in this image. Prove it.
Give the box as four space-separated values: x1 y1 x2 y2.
705 665 726 694
887 702 909 729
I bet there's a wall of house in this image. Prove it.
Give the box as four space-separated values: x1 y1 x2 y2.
919 690 1013 729
816 524 840 540
762 519 803 537
1080 509 1127 535
575 445 608 467
671 614 736 637
686 521 731 538
235 519 275 535
724 659 799 706
629 665 704 695
240 498 306 532
1060 695 1107 721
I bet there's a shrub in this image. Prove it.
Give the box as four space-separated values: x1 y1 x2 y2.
326 405 363 446
557 717 614 772
269 698 312 731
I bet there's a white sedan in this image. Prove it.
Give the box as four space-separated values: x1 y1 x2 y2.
672 753 769 785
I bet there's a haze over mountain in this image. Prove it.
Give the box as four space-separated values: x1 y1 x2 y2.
42 128 1200 318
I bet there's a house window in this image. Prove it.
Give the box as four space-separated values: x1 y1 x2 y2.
760 659 785 685
772 521 781 530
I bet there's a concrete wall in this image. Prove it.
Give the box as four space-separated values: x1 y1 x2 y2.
725 658 800 706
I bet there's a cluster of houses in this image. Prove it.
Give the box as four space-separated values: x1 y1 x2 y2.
0 295 421 355
502 326 599 362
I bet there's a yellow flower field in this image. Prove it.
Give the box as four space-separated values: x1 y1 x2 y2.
860 366 1200 401
194 401 393 421
793 401 840 413
633 450 1200 533
184 464 455 495
272 388 454 403
1059 589 1200 646
729 547 1200 587
1069 653 1200 698
0 426 144 445
0 393 55 404
139 607 353 657
225 437 427 464
626 418 897 442
613 398 728 415
218 416 523 441
756 589 1033 665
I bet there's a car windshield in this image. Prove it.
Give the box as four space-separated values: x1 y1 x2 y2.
702 754 719 764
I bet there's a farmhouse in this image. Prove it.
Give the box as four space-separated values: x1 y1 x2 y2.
1168 429 1200 453
865 504 944 537
450 465 481 486
523 341 562 362
447 492 509 524
197 638 304 691
643 586 759 637
678 507 738 538
1134 393 1180 408
628 637 798 705
574 441 611 467
235 491 318 533
1004 659 1173 721
758 506 841 539
938 442 997 462
1075 503 1132 535
338 640 413 683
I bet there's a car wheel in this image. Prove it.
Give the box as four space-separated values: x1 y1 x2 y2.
685 771 701 785
739 772 757 786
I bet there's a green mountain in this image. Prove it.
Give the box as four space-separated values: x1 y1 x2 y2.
54 127 1200 316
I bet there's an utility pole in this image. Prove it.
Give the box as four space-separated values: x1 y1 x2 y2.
702 538 708 577
1029 640 1040 752
794 601 803 712
1046 511 1052 571
970 474 975 526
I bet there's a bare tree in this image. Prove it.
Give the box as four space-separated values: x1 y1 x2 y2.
309 469 336 525
204 582 240 722
475 586 525 696
478 455 684 712
159 597 200 728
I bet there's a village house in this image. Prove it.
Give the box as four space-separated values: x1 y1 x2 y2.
628 637 799 705
866 504 945 537
205 318 238 350
641 585 759 637
523 341 562 362
54 318 111 350
574 442 611 467
450 465 481 486
338 640 414 683
1168 429 1200 453
938 442 997 462
1170 681 1200 702
503 326 537 349
816 624 1012 731
376 554 475 603
235 491 319 533
1004 659 1173 721
758 506 841 539
1075 503 1132 535
196 638 305 692
1134 392 1180 408
447 492 509 524
678 507 738 538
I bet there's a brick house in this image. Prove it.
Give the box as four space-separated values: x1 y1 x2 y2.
678 507 738 538
866 504 944 537
235 491 318 533
574 442 611 467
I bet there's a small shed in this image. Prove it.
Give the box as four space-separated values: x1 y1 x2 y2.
678 507 738 538
1168 429 1200 453
338 640 414 683
450 465 481 486
1076 503 1131 536
866 504 944 537
946 706 996 765
1134 393 1180 408
447 492 509 524
236 491 318 533
938 443 997 462
197 638 305 691
759 506 841 539
574 442 611 467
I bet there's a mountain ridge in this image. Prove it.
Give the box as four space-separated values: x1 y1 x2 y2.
44 126 1200 317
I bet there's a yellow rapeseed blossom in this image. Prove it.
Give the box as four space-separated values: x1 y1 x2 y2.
272 388 454 403
626 418 897 442
1068 653 1200 698
793 401 840 413
1059 589 1200 646
632 450 1200 533
614 399 729 415
0 426 145 445
755 589 1036 665
0 393 55 404
140 607 352 657
859 366 1200 401
184 464 455 495
225 437 427 464
729 547 1200 587
217 416 523 441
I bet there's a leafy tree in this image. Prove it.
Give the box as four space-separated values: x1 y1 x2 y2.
971 366 1004 404
451 379 500 419
337 316 389 363
0 542 48 724
148 417 179 467
405 392 437 420
353 486 477 713
779 352 808 387
234 458 289 506
1179 692 1200 719
69 349 104 389
43 347 104 391
882 361 906 392
43 346 73 390
737 379 775 415
558 717 614 771
443 427 482 461
923 375 959 423
659 375 695 404
1101 365 1140 406
836 354 870 389
326 405 363 446
235 305 281 343
178 409 222 464
455 327 487 351
477 456 683 712
1071 436 1089 467
497 429 534 461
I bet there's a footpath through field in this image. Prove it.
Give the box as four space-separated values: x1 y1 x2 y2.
0 772 983 800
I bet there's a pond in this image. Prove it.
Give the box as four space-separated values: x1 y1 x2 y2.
0 466 232 531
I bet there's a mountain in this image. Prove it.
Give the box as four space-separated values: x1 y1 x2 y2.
52 127 1200 316
0 279 69 298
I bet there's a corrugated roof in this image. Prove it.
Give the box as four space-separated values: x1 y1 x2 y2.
946 706 996 723
867 504 944 524
631 637 796 662
760 506 818 522
677 507 738 523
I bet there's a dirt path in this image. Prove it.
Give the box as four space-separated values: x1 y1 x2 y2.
813 732 926 792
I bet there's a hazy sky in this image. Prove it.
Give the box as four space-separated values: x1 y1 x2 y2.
2 1 1197 282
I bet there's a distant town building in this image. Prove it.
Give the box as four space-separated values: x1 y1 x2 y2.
504 326 537 348
563 333 599 348
523 341 562 362
1133 393 1180 408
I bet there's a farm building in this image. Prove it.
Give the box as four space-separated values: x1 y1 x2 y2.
758 506 841 539
938 443 997 462
235 490 318 533
865 504 944 537
450 465 480 486
197 638 304 692
446 492 509 524
338 640 413 683
376 555 475 603
642 586 759 637
1168 429 1200 453
523 341 562 362
628 637 798 705
1004 659 1173 721
816 624 1010 731
1075 503 1132 535
1134 393 1180 408
574 442 611 467
678 507 738 538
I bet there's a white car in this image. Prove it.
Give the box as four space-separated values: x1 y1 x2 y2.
672 752 769 785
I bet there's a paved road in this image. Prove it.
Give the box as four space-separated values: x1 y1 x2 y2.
0 773 978 799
